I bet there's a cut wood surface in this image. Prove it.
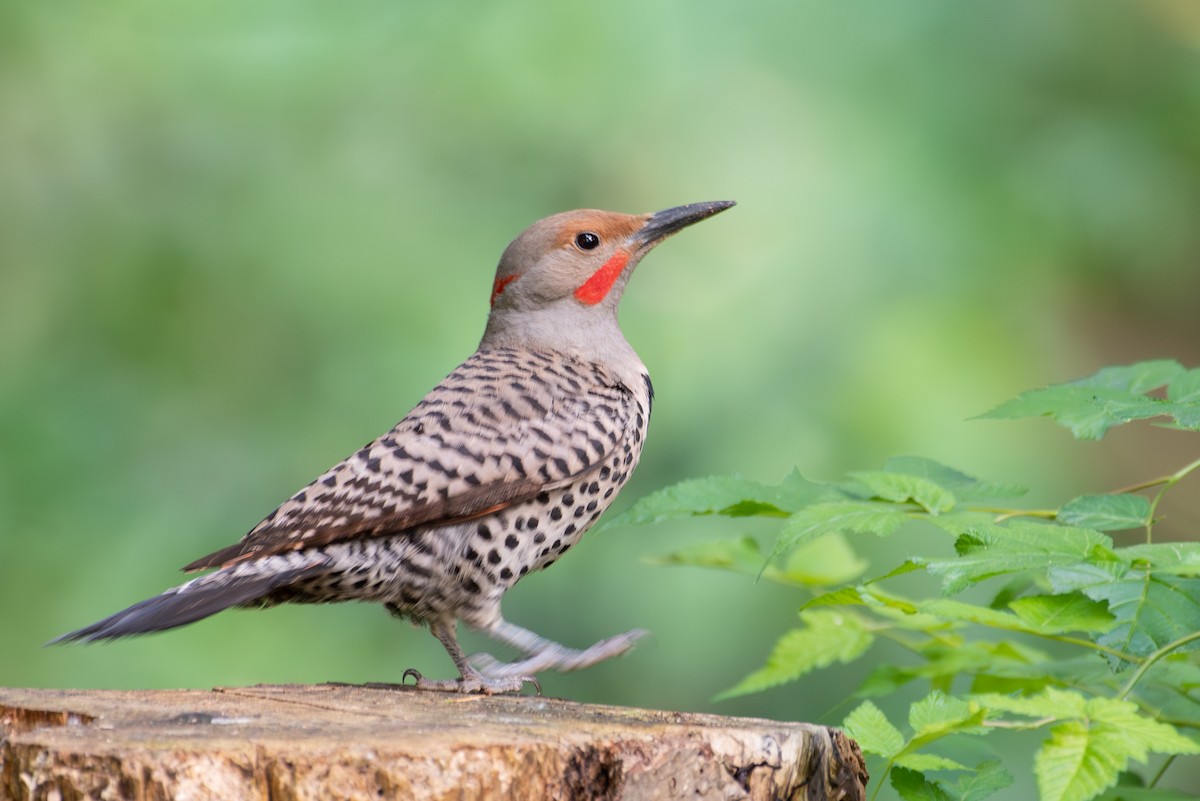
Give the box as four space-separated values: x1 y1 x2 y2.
1 684 866 801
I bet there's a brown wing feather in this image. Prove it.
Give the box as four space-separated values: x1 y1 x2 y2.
183 347 634 571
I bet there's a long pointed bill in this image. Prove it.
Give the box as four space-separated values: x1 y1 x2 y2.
631 200 736 251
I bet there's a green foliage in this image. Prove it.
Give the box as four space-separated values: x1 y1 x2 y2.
980 361 1200 440
628 363 1200 801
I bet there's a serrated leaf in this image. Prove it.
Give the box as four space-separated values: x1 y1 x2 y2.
975 687 1088 719
894 753 970 772
1165 368 1200 431
1078 361 1186 393
844 700 905 757
858 639 1045 698
650 533 868 587
980 361 1188 440
870 560 925 583
1051 568 1200 664
646 536 767 573
1059 494 1152 532
988 576 1036 610
1119 542 1200 576
921 520 1112 594
849 471 957 514
1162 401 1200 432
909 691 979 736
1034 698 1200 801
778 532 869 585
891 767 954 801
882 456 1028 502
970 654 1108 696
948 760 1014 801
608 473 826 526
717 609 872 699
770 501 914 563
1037 719 1128 801
923 598 1030 632
1084 696 1200 757
1008 593 1117 634
1168 367 1200 403
803 586 868 609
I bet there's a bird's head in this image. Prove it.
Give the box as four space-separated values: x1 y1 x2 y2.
486 201 735 316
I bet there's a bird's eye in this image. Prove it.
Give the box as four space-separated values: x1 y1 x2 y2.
575 232 601 251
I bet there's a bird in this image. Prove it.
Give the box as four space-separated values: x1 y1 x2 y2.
52 200 736 694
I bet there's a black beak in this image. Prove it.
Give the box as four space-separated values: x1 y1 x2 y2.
632 200 736 249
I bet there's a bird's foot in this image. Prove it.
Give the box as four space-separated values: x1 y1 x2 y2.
401 667 540 695
472 628 650 678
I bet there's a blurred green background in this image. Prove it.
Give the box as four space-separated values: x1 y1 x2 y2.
3 0 1200 789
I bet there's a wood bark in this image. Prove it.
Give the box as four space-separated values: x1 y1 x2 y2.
1 684 867 801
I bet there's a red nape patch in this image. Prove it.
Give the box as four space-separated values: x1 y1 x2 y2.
490 274 519 307
574 252 629 306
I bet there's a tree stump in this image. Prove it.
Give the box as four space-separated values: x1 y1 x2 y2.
1 684 867 801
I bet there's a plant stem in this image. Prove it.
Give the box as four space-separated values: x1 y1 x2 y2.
1142 454 1200 544
1148 754 1176 788
1043 634 1143 666
1117 628 1200 700
1111 455 1200 496
968 507 1057 522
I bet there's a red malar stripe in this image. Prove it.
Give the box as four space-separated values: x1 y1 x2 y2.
574 252 629 306
490 274 519 307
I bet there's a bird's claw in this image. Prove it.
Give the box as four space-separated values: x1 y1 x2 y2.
402 666 539 695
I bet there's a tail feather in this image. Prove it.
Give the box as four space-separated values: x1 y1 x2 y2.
49 564 324 645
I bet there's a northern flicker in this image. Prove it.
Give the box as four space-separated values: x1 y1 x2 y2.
53 200 735 693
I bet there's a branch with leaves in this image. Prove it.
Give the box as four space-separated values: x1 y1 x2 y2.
616 360 1200 801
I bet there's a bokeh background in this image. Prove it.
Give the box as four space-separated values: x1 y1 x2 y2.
4 0 1200 794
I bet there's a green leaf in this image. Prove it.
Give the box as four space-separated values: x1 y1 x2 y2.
849 470 956 514
923 598 1030 632
1077 361 1187 394
893 764 1015 801
1034 697 1200 801
891 767 954 801
947 760 1013 801
1084 696 1200 758
1036 720 1124 801
770 501 914 562
717 609 873 699
1119 542 1200 576
921 520 1113 594
1008 593 1117 634
1165 368 1200 431
882 456 1028 502
608 473 825 526
859 586 924 617
646 536 768 574
859 639 1047 698
1059 494 1152 532
1167 367 1200 403
650 533 868 587
975 687 1088 719
894 753 969 772
908 691 983 738
1051 566 1200 663
803 586 869 609
980 361 1187 440
778 532 869 585
843 700 905 758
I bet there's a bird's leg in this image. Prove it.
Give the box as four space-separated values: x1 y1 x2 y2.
469 617 649 679
404 618 537 694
